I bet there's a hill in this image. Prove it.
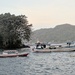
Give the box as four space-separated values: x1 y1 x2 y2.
31 24 75 43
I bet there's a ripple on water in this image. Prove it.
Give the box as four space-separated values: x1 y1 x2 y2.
0 52 75 75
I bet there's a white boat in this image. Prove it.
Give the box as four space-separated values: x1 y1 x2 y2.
0 50 29 58
32 47 75 53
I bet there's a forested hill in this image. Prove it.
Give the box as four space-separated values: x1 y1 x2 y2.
31 24 75 43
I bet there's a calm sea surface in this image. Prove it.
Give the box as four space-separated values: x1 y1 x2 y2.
0 49 75 75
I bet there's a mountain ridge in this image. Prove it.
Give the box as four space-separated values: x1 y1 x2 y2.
31 24 75 43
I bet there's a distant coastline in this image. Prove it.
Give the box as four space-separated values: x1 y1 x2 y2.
31 23 75 43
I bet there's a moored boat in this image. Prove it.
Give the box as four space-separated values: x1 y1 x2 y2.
32 47 75 53
32 41 75 53
0 50 29 58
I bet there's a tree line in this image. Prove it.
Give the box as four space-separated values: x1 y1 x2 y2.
0 13 32 49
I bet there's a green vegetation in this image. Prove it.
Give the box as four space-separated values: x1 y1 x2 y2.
0 13 32 49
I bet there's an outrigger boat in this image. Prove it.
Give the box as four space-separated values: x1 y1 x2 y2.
0 50 29 58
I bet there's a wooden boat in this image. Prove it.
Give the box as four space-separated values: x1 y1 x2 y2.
0 50 29 58
32 47 75 53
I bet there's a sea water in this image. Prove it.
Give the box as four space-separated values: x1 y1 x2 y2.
0 50 75 75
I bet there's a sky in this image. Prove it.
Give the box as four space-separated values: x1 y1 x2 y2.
0 0 75 30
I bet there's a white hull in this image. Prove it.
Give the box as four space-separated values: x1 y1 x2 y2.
32 48 75 53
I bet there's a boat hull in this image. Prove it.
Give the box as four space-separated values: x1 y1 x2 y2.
32 48 75 53
0 53 29 58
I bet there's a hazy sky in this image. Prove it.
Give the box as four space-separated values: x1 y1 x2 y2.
0 0 75 30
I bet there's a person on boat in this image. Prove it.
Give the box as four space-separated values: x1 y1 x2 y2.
43 44 46 48
41 43 46 48
36 42 40 49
